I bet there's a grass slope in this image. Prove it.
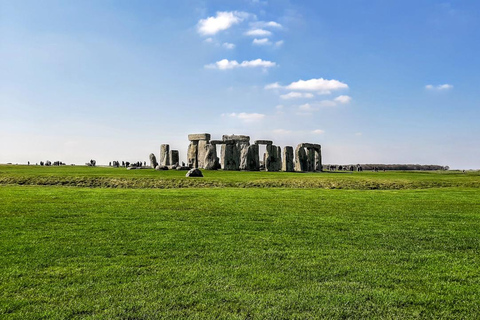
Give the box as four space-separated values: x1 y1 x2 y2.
1 185 479 318
1 165 479 189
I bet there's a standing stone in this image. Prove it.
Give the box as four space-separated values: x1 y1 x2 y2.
245 144 260 171
282 146 294 172
295 144 308 172
314 145 322 171
160 144 170 166
169 150 179 166
221 141 237 170
149 153 158 169
187 141 198 168
203 144 219 170
197 140 209 168
307 148 316 172
265 144 281 172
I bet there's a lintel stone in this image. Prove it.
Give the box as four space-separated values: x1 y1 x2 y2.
254 140 273 145
222 134 250 142
188 133 211 141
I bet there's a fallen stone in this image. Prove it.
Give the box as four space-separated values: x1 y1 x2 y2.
155 165 169 170
176 166 190 171
186 168 203 177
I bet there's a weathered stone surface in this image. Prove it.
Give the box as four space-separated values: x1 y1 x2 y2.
315 147 322 171
160 144 170 166
300 143 314 149
223 134 250 142
188 133 211 141
187 141 198 168
295 144 308 172
169 150 179 166
307 148 316 172
245 144 259 171
186 168 203 177
238 141 250 170
313 144 321 151
210 140 224 145
149 153 158 169
197 140 209 168
221 143 238 170
155 165 169 170
282 146 294 172
203 144 219 170
265 144 282 171
254 140 273 145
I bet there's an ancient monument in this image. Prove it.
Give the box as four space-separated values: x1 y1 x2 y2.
160 133 322 173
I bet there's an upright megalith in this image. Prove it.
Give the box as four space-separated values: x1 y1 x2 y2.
160 144 170 166
187 133 211 168
245 144 260 171
203 144 219 170
314 144 322 171
221 140 237 170
307 148 316 172
149 153 158 169
265 144 282 171
282 146 294 172
169 150 179 166
221 135 250 170
295 144 308 172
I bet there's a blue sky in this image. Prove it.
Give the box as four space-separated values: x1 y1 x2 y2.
1 0 479 169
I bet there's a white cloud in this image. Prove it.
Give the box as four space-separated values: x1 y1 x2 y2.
287 78 349 94
206 59 276 70
204 37 214 43
222 42 235 49
299 103 315 111
334 95 352 104
265 82 282 90
250 21 282 29
197 11 247 35
252 38 271 45
280 92 314 99
275 40 284 47
317 100 338 107
426 84 453 91
224 112 265 123
275 105 284 109
312 129 325 134
245 28 272 36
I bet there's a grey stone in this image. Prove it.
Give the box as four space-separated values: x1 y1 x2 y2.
245 144 259 171
300 143 314 149
169 150 179 167
187 141 198 168
222 134 250 142
188 133 211 141
176 166 190 171
155 165 169 170
186 168 203 177
149 153 158 169
203 144 219 170
315 147 322 171
237 141 250 170
307 148 316 172
254 140 273 145
221 143 238 170
282 146 294 172
210 140 224 145
295 144 308 172
265 144 282 171
197 140 209 168
160 144 170 166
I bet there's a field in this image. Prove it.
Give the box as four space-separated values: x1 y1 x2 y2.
1 165 479 319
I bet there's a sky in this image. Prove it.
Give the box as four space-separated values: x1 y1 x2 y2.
1 0 479 169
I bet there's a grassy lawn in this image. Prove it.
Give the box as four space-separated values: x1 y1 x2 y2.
1 165 479 319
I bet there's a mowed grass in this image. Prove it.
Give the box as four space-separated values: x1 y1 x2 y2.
0 165 479 189
1 182 479 318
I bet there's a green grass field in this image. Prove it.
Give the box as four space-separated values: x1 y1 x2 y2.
1 165 479 319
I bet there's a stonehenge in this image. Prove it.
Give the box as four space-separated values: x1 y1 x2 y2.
171 133 322 172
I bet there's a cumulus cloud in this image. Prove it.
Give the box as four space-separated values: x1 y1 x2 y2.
223 112 265 123
312 129 325 134
299 103 315 111
425 84 453 91
287 78 349 94
250 21 282 29
280 92 314 99
197 11 247 35
222 42 235 49
265 82 282 90
334 95 352 104
275 40 284 47
206 59 276 70
252 38 271 45
245 28 272 36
